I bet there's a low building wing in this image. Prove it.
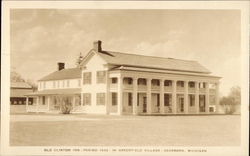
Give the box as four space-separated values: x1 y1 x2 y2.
39 68 81 81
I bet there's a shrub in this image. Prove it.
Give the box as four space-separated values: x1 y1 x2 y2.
61 97 72 114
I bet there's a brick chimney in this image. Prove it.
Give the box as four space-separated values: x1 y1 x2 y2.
93 40 102 52
58 62 65 71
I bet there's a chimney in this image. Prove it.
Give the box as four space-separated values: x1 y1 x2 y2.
58 62 65 71
93 40 102 52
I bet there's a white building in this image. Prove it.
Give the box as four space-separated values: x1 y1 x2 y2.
26 40 221 115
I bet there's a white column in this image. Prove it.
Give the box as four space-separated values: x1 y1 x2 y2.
26 96 29 112
72 95 76 111
147 78 152 114
160 79 165 114
172 80 177 114
205 82 210 114
184 81 189 114
47 96 50 111
80 93 84 107
133 77 138 115
215 82 220 113
117 76 123 115
195 82 199 114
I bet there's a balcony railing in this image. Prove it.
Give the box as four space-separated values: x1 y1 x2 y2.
110 84 118 90
176 86 184 92
123 84 133 90
209 89 216 95
151 85 160 91
164 86 172 92
199 88 206 94
188 87 195 93
138 84 147 91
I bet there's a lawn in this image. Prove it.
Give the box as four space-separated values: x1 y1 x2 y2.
10 115 240 146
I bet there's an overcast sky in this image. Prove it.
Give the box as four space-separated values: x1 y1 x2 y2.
10 9 241 96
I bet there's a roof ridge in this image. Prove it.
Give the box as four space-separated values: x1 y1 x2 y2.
104 50 197 62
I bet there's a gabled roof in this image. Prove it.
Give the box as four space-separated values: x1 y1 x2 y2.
39 68 81 81
11 82 32 89
97 51 211 74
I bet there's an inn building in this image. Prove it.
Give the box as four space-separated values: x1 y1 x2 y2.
26 41 221 115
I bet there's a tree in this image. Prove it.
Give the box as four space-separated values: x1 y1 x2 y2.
10 70 25 82
220 86 241 114
11 69 38 91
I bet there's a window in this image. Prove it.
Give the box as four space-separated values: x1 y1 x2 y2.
75 95 81 106
164 80 172 86
83 93 91 105
124 78 133 85
67 80 70 87
189 82 195 88
164 94 172 106
57 81 60 88
78 79 81 87
138 79 146 85
111 78 117 84
152 80 160 86
53 81 56 88
112 93 117 106
97 71 106 83
157 94 160 106
42 96 46 105
43 82 46 89
128 93 132 106
96 93 105 105
177 81 184 87
83 72 92 84
62 80 65 88
189 94 195 107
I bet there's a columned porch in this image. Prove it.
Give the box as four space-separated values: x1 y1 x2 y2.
25 89 82 113
108 74 219 115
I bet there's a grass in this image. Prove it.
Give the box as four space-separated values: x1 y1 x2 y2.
10 115 240 146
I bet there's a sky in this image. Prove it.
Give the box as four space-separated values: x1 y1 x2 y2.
10 9 241 96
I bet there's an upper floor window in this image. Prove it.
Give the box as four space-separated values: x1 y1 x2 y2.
189 82 195 88
123 78 133 85
62 80 65 88
177 81 184 87
57 81 60 88
152 79 160 86
43 82 46 89
138 78 146 85
96 93 105 105
53 81 56 88
83 72 92 84
164 80 172 87
97 71 106 83
67 80 70 87
111 78 117 84
78 79 81 87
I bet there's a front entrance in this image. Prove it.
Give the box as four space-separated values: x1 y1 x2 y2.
177 95 184 113
143 96 147 113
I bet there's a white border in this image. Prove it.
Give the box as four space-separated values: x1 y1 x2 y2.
1 1 249 156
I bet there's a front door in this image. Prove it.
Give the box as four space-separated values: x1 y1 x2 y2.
178 97 184 113
143 96 147 113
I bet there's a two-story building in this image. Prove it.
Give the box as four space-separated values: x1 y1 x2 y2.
26 40 221 115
